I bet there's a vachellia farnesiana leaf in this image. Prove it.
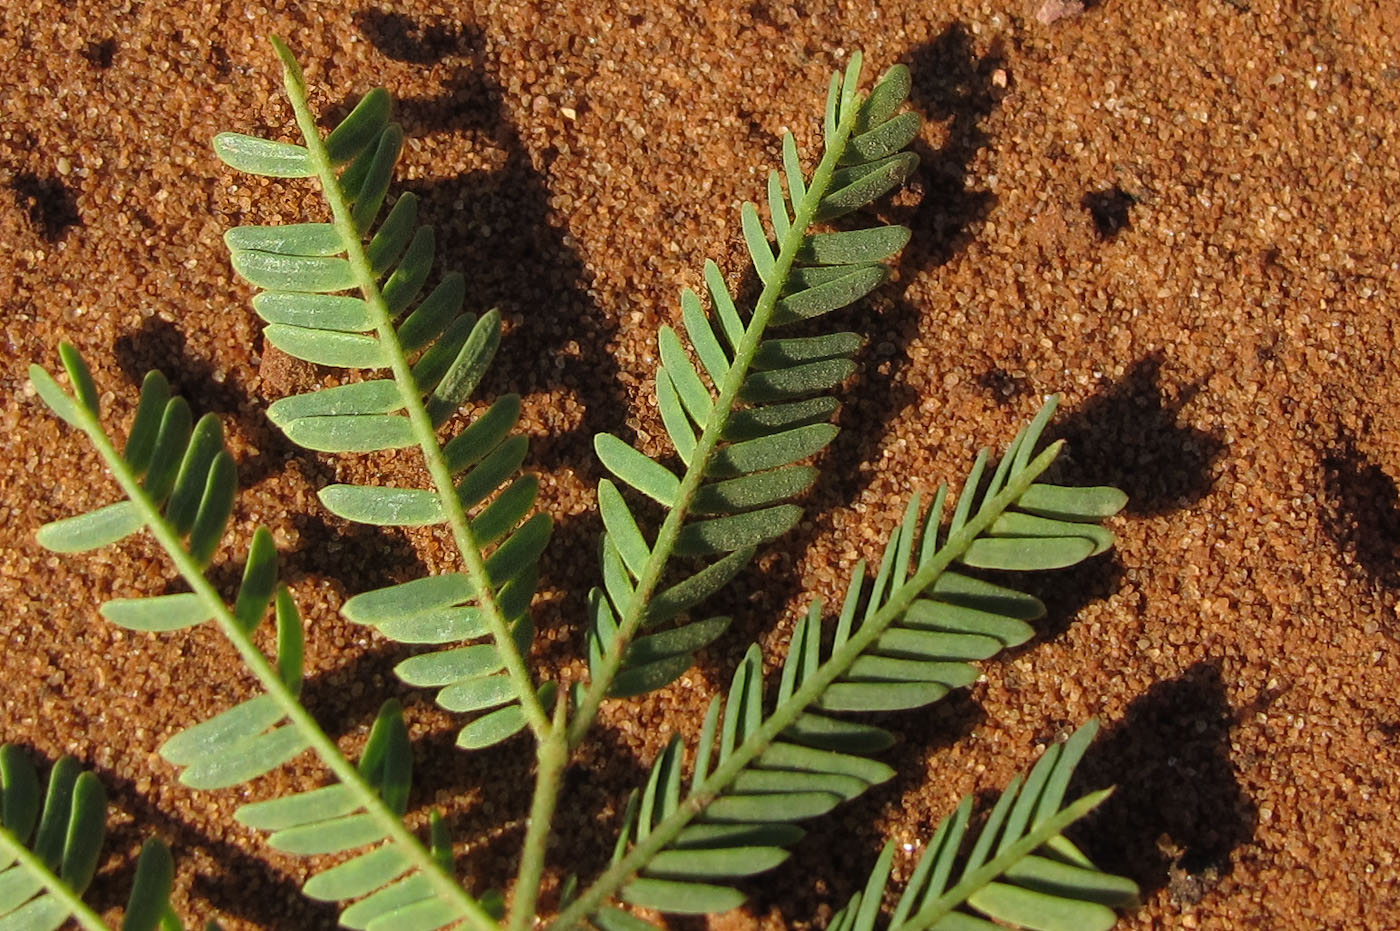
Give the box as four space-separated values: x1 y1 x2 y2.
551 396 1136 925
215 32 551 754
0 745 179 931
826 720 1139 931
27 38 1142 931
575 51 924 744
29 338 504 931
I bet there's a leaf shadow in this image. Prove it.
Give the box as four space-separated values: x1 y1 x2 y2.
112 316 297 488
350 7 622 476
1318 429 1400 599
818 22 1005 520
1047 352 1225 516
1071 660 1257 905
9 170 81 242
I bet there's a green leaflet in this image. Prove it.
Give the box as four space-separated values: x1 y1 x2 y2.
225 222 344 256
179 727 310 790
690 466 818 515
594 434 680 506
646 846 788 880
268 813 387 855
658 327 713 423
342 573 475 626
426 311 502 425
160 694 284 766
280 413 416 453
237 784 360 831
656 368 697 464
795 226 911 265
101 593 210 631
28 364 83 428
266 380 404 422
396 644 503 687
319 486 443 526
816 152 920 222
621 878 745 915
456 704 528 749
1017 484 1130 521
437 675 516 713
457 435 530 510
593 906 663 931
213 132 314 177
673 505 802 556
122 370 171 476
442 394 522 474
122 839 177 931
845 110 921 163
707 423 837 477
598 480 650 576
643 547 753 627
253 292 374 331
303 846 413 901
962 536 1096 571
231 249 357 292
367 193 419 275
752 331 863 368
771 264 888 326
383 226 436 314
264 324 387 368
325 87 393 164
35 500 143 553
724 396 838 440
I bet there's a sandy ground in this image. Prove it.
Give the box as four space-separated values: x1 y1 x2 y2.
3 0 1399 928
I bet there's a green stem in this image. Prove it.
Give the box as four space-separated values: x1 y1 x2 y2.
549 443 1064 927
67 386 500 931
508 692 571 931
0 828 111 931
892 789 1114 931
566 69 868 750
271 37 551 743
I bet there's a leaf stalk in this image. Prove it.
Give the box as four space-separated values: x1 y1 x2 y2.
56 372 501 931
269 38 552 745
567 61 874 749
551 442 1064 925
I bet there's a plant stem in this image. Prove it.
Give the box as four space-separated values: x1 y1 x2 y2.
270 37 551 743
508 692 571 930
549 443 1064 926
566 61 868 750
0 828 112 931
67 386 500 931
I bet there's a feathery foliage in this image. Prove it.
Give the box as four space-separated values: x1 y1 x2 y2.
0 747 179 931
556 397 1133 923
578 53 920 720
30 346 503 931
825 721 1139 931
22 39 1145 931
217 40 552 753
